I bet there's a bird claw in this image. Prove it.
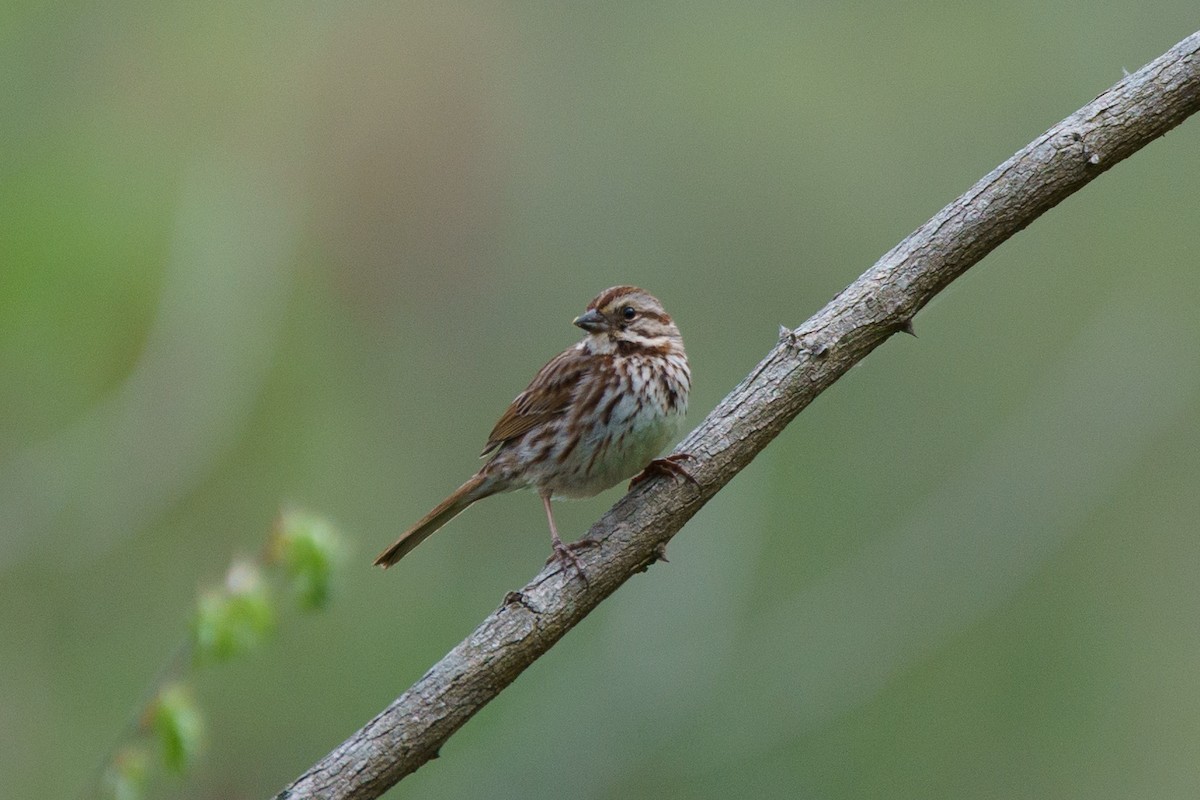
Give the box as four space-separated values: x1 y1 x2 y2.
546 538 596 585
629 453 699 490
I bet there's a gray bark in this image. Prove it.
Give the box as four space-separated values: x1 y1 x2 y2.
276 30 1200 800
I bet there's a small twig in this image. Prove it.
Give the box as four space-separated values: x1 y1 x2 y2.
275 30 1200 800
77 639 193 800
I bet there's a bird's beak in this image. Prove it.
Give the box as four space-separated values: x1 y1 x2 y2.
573 309 606 332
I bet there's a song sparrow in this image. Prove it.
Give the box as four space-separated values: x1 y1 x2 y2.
374 286 691 573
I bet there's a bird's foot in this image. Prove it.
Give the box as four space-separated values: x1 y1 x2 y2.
629 453 699 490
546 537 597 584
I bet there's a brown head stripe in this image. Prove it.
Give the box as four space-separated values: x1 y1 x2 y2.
588 285 645 310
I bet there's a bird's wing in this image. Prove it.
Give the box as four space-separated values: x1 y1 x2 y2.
481 346 587 456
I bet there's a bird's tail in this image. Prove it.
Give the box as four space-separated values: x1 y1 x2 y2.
373 473 495 568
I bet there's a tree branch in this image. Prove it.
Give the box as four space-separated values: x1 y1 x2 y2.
276 30 1200 800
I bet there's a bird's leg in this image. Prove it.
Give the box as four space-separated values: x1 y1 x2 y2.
542 493 594 580
629 452 699 490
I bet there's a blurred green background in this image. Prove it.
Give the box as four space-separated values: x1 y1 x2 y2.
3 3 1199 798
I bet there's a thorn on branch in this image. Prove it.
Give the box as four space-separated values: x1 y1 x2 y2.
503 590 540 614
898 318 917 337
632 542 671 574
1070 130 1103 168
781 325 831 358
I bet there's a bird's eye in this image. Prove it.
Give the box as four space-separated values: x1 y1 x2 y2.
621 306 637 320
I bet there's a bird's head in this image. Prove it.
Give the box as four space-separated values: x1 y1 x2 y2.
573 286 682 354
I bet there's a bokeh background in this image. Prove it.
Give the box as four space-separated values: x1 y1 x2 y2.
3 4 1199 798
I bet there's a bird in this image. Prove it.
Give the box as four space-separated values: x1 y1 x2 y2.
374 285 692 574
